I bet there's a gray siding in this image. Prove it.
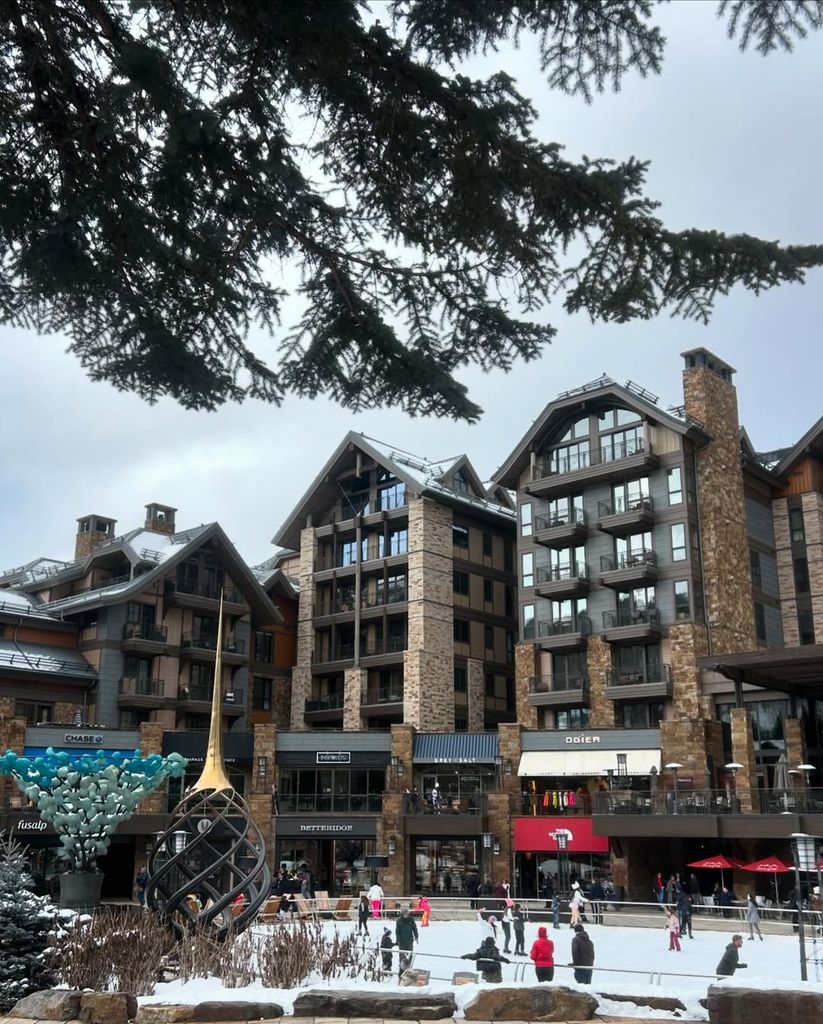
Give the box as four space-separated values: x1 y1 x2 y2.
759 553 780 599
746 497 775 547
764 604 783 648
96 647 125 727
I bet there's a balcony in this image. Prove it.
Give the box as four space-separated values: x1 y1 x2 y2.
599 549 658 588
604 663 673 701
164 580 246 613
177 684 245 716
527 674 589 708
533 508 588 547
304 693 344 723
528 438 659 497
180 633 248 665
121 622 169 652
118 676 169 708
593 787 823 818
361 686 405 718
596 495 655 536
534 562 590 598
314 636 407 667
535 617 591 651
601 607 662 643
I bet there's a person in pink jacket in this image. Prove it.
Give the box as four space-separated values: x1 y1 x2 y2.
666 907 681 951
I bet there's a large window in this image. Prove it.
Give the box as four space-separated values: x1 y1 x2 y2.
620 702 664 728
614 531 653 567
453 570 469 596
549 440 589 474
454 619 470 643
612 477 650 513
670 523 686 562
544 495 584 527
523 604 535 640
340 473 371 515
484 625 494 651
521 552 535 588
454 666 467 692
615 586 656 626
389 528 408 555
278 768 385 813
553 651 587 689
253 677 273 711
795 558 809 593
667 467 683 505
520 502 533 537
254 631 274 663
555 707 590 729
377 482 406 511
790 508 805 543
548 545 586 580
600 425 644 462
799 609 815 645
598 407 639 431
615 643 662 682
15 701 52 725
674 580 690 620
379 574 407 604
452 525 469 549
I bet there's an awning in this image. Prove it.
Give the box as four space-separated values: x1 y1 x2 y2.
518 749 660 777
413 732 499 764
514 817 609 853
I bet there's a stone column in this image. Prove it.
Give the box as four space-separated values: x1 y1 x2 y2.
404 497 454 730
730 708 758 813
514 642 539 728
466 659 485 731
343 668 366 730
586 635 614 728
0 702 25 809
380 792 405 895
773 499 800 644
291 526 318 730
802 492 823 633
668 623 712 720
683 362 755 653
137 722 166 812
784 719 807 785
486 791 512 888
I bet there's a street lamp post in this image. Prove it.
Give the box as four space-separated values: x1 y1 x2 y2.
556 830 569 900
797 764 816 812
665 762 683 815
725 762 743 813
790 833 818 982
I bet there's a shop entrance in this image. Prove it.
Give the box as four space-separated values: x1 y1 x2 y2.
275 837 375 894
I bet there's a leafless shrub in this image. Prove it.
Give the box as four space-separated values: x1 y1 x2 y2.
254 919 382 988
50 907 172 995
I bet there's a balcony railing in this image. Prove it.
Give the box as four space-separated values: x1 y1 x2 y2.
606 664 671 686
181 633 247 655
305 694 344 713
536 562 588 584
179 685 243 705
168 580 243 604
534 508 586 531
334 637 407 659
593 787 823 816
536 437 647 479
600 549 657 571
119 676 165 697
279 793 382 813
601 607 660 629
529 674 588 694
123 623 168 643
536 617 592 638
597 495 654 517
364 686 404 705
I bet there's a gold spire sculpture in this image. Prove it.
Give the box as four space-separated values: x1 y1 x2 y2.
146 594 271 938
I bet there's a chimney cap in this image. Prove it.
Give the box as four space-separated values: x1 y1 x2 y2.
680 347 736 380
145 502 178 514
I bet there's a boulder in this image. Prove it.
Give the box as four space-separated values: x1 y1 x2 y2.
399 968 431 987
191 1002 285 1021
463 985 599 1022
293 989 457 1020
79 992 137 1024
11 990 82 1021
452 971 480 985
600 992 687 1012
708 985 823 1024
136 1006 196 1024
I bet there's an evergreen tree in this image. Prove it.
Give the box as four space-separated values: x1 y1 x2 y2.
0 832 57 1012
1 2 822 419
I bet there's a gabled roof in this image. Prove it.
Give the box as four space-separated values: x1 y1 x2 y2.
272 431 514 551
490 375 711 488
774 413 823 477
2 524 282 625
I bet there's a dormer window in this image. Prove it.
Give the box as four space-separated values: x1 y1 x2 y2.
452 469 470 493
556 417 590 444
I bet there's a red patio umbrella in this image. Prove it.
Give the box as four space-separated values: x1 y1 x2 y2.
687 854 744 888
740 856 793 904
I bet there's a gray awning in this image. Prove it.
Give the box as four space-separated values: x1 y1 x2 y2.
413 733 499 764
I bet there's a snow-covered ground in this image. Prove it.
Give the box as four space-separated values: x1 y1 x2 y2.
139 916 823 1020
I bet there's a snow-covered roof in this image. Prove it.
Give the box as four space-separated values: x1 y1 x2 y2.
0 639 96 678
0 588 54 619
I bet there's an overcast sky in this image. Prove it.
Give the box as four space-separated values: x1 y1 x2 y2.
2 2 823 572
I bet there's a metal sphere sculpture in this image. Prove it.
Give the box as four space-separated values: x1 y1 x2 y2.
0 747 186 872
146 598 270 938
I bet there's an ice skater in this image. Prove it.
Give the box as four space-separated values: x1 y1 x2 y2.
665 906 681 951
745 894 764 941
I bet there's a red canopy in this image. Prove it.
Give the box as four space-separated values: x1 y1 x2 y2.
687 855 743 870
740 857 793 873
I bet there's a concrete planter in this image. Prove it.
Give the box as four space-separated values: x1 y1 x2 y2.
59 871 104 913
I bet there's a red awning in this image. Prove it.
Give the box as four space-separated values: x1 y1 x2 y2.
513 817 609 853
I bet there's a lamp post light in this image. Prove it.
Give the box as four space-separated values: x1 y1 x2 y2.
789 833 818 982
665 763 683 815
725 763 743 813
556 830 569 900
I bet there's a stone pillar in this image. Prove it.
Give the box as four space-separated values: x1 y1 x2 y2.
683 361 755 653
514 642 539 728
138 722 166 812
730 708 758 813
668 623 712 720
291 526 318 731
0 701 25 809
496 723 522 829
466 659 485 731
773 499 800 645
343 668 366 730
586 636 614 728
660 718 724 789
391 722 415 780
785 719 807 784
486 791 512 887
380 792 405 895
404 497 454 730
802 492 823 634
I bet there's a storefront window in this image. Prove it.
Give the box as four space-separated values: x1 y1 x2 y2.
278 768 385 813
416 767 496 811
275 838 376 895
413 838 481 895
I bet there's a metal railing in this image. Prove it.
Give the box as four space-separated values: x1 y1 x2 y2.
278 793 383 813
179 685 244 705
593 786 823 815
119 676 165 697
602 607 660 628
536 562 588 583
363 686 404 705
606 664 671 686
123 623 168 642
534 507 586 530
528 674 589 693
597 495 654 517
181 632 247 655
334 637 407 659
536 617 592 638
535 437 647 479
305 694 344 713
0 649 96 674
167 580 243 604
600 549 657 571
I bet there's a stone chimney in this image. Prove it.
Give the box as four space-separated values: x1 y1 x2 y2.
75 514 117 560
681 348 755 653
144 503 177 535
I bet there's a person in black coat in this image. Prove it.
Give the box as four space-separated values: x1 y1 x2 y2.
716 934 747 976
462 936 510 983
380 927 395 973
676 890 694 938
570 923 595 984
357 894 370 935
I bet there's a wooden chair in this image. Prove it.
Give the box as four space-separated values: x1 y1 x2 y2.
259 896 281 923
333 896 353 920
294 894 317 920
315 890 332 918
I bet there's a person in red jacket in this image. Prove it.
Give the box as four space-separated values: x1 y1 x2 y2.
529 925 555 982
